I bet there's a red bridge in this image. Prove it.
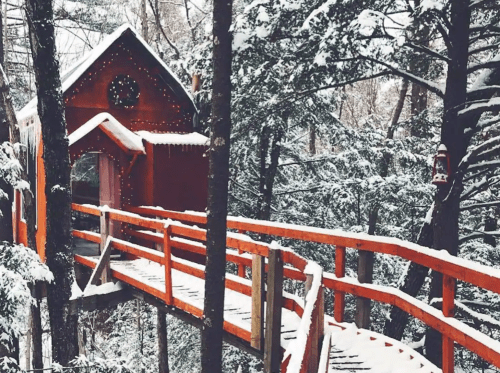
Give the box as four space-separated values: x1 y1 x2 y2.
71 203 500 373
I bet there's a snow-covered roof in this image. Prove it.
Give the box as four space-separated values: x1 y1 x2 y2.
17 24 196 121
68 112 145 154
136 131 209 146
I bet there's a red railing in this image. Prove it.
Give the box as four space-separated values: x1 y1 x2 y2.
124 204 500 373
72 203 322 372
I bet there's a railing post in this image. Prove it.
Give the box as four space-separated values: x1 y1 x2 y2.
305 270 324 373
251 254 265 350
264 248 283 373
163 224 173 305
238 230 246 277
355 249 374 329
100 208 111 283
334 246 346 322
442 274 455 373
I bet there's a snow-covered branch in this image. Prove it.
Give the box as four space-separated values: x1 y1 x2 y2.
458 230 500 245
403 42 451 62
458 97 500 117
461 200 500 211
468 59 500 75
359 54 445 97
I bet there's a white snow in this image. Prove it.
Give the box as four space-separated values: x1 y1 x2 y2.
136 131 209 146
83 281 124 297
17 23 197 121
285 262 322 373
68 112 145 153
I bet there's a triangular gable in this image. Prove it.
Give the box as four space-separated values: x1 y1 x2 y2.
18 24 196 121
68 112 145 154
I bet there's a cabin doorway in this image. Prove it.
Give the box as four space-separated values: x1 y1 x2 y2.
71 152 121 255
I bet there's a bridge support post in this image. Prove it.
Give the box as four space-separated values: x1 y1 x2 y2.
305 271 325 373
334 246 346 322
264 248 283 373
251 254 265 350
100 209 111 283
355 250 373 329
442 274 455 373
163 224 173 305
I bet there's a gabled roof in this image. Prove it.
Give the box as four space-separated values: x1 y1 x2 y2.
68 113 145 154
17 24 196 121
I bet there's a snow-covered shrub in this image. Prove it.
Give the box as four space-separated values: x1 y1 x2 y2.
0 242 52 354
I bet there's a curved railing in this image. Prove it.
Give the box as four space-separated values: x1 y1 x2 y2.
124 205 500 373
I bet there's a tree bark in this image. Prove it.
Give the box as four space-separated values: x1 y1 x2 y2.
309 122 316 155
200 0 233 370
141 0 149 41
483 213 497 247
26 0 78 365
256 125 284 222
157 310 169 373
383 219 433 339
425 0 470 366
0 64 14 242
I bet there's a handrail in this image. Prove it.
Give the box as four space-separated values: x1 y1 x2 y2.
73 203 500 372
125 204 500 295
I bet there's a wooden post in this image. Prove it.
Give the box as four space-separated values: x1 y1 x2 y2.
334 246 346 322
238 249 246 278
264 248 283 373
251 254 265 350
163 224 173 305
100 209 111 283
355 250 374 329
238 230 246 277
305 271 324 373
442 274 455 373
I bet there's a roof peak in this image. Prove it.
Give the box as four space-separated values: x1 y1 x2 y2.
17 24 195 121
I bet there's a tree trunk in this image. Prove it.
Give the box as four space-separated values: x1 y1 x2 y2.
157 310 169 373
425 0 470 366
200 0 233 370
31 284 43 370
309 122 316 155
383 218 433 339
141 0 149 41
484 214 497 247
409 0 429 138
0 64 14 242
25 0 78 365
256 125 284 222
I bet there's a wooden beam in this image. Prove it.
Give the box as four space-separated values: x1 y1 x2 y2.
100 209 111 283
251 254 265 351
264 248 283 373
69 286 134 315
164 224 173 305
86 238 113 287
334 246 346 322
442 274 455 373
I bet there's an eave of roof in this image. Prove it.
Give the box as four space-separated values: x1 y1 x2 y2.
17 24 196 121
136 131 209 146
68 112 145 154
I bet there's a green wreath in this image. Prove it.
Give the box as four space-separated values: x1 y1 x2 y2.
108 75 140 107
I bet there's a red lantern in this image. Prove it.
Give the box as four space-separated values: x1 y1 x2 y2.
432 144 451 185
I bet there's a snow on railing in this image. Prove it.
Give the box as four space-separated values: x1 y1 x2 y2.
74 203 500 373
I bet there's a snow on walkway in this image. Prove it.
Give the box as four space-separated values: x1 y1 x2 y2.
79 256 441 373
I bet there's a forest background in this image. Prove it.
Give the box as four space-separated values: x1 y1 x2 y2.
0 0 500 372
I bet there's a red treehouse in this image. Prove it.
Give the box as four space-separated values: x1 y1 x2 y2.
14 24 209 261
